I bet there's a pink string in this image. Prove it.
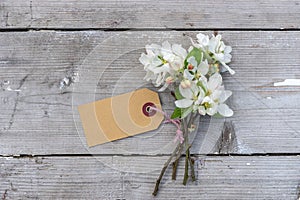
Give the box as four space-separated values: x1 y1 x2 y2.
149 106 184 143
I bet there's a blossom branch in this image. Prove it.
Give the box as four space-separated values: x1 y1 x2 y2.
141 32 234 196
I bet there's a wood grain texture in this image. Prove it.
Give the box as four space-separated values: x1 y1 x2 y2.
0 31 300 155
1 1 300 199
0 156 299 199
1 0 300 29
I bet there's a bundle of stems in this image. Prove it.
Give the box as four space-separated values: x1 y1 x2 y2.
152 113 198 196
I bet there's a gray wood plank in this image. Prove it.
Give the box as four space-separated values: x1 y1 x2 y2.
0 156 299 199
1 0 300 29
0 31 300 155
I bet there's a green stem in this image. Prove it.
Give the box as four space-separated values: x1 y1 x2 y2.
187 113 197 182
152 142 181 196
182 145 189 185
189 152 196 182
171 158 179 180
182 118 189 185
183 113 198 185
171 140 184 180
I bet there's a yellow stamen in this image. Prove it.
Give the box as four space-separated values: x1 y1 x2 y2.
203 102 211 109
206 90 212 96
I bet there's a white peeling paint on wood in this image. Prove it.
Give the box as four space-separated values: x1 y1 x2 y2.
274 79 300 86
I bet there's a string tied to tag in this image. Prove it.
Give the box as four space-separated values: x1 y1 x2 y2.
148 106 184 143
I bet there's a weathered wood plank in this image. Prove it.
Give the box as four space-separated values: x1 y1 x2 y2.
0 156 299 199
1 0 300 29
0 31 300 155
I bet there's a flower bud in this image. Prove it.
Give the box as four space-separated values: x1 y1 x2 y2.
180 80 191 89
187 64 194 70
188 124 196 132
165 76 174 84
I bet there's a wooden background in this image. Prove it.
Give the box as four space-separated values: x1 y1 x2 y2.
1 1 300 199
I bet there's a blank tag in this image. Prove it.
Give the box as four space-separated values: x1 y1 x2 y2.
78 88 164 147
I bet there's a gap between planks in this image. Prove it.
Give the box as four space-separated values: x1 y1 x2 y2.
2 28 300 32
1 153 300 158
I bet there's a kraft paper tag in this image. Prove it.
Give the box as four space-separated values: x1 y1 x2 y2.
78 88 164 147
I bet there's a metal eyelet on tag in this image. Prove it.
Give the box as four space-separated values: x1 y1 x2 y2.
142 102 156 117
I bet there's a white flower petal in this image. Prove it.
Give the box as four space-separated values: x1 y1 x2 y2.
158 82 170 92
161 42 173 59
151 63 169 73
170 58 183 71
198 60 209 75
220 62 235 75
161 41 171 51
179 84 193 99
208 73 222 91
198 87 205 99
196 77 208 95
183 69 194 81
164 54 176 64
175 99 193 108
198 75 208 84
196 33 209 47
172 44 187 58
219 90 232 103
147 56 162 68
224 45 232 54
190 38 201 49
211 89 223 101
154 73 163 87
146 44 161 55
195 90 205 105
144 71 155 81
207 103 218 116
223 53 232 64
198 106 206 115
187 56 197 68
201 96 213 104
218 41 225 52
214 53 224 61
139 53 149 66
208 37 218 53
218 103 233 117
190 82 199 94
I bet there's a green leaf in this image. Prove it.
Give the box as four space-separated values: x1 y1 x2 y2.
175 87 184 100
184 47 203 67
181 106 193 119
171 107 182 119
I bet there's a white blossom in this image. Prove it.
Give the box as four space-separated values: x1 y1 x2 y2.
139 44 171 87
175 73 233 117
197 73 233 117
139 41 187 90
183 57 209 81
191 33 235 75
208 34 235 75
175 81 205 109
161 41 187 71
193 33 209 48
141 33 234 119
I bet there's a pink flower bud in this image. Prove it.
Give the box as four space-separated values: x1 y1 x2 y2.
165 76 174 84
188 64 194 70
180 80 191 88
